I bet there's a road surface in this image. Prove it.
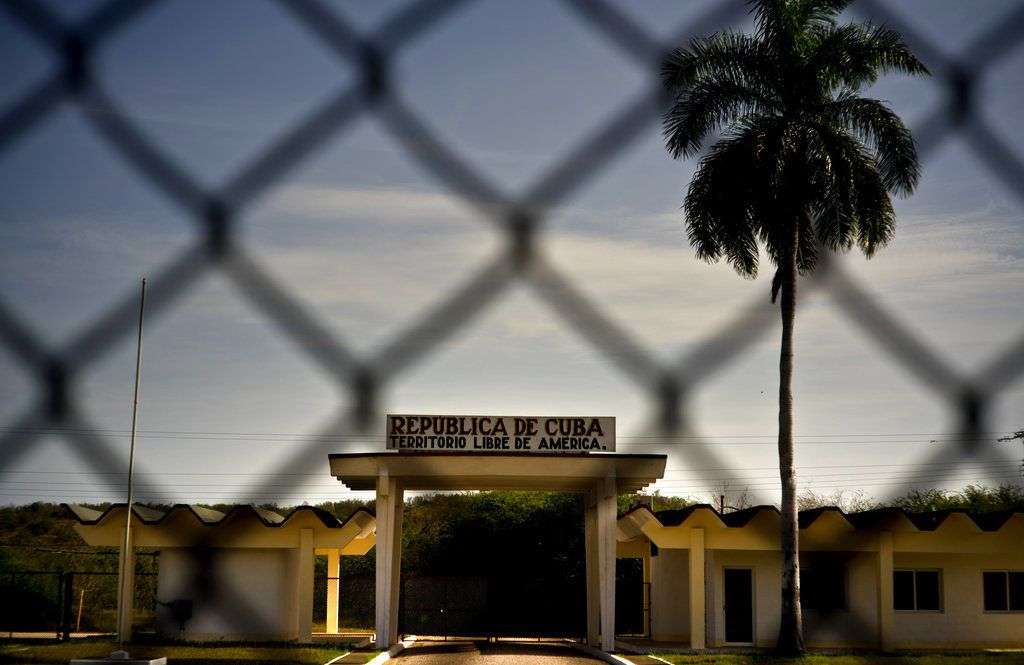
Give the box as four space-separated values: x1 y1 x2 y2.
391 640 610 664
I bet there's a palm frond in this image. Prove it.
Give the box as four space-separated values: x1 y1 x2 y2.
852 164 896 256
750 0 791 49
663 0 924 273
809 22 929 90
792 0 851 35
824 95 919 196
805 120 896 256
663 79 779 159
661 32 775 93
804 127 859 252
683 119 787 275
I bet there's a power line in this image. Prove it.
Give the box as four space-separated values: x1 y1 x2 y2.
4 474 1021 498
654 473 1024 492
0 426 1014 443
1 459 1017 476
3 464 1019 489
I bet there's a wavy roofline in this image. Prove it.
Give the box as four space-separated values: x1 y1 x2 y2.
62 502 375 530
621 503 1022 533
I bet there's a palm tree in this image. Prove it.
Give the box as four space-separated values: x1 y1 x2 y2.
660 0 928 654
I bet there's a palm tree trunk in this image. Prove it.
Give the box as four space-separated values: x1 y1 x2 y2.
775 221 804 655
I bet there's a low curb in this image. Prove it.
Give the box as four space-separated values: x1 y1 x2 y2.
565 640 636 665
364 636 417 664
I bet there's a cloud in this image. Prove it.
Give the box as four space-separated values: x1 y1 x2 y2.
266 185 483 224
250 183 1024 366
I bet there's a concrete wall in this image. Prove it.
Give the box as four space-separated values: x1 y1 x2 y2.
802 552 878 648
156 548 300 641
708 550 882 648
891 552 1024 649
709 550 780 647
649 548 690 642
704 549 1024 647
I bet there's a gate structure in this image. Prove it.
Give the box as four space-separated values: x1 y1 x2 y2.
328 450 666 650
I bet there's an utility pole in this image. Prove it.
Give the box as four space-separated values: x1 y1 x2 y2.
117 277 146 647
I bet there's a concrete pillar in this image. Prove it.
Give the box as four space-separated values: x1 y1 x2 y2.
641 545 651 638
877 530 894 651
297 528 314 641
704 548 716 646
116 525 135 641
326 549 341 634
596 474 617 652
688 527 706 649
584 490 600 646
375 472 404 648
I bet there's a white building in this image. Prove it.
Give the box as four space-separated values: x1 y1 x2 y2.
65 503 375 642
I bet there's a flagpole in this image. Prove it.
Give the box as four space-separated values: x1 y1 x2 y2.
117 277 146 646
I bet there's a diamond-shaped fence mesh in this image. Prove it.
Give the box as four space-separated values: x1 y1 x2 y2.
1 0 1023 642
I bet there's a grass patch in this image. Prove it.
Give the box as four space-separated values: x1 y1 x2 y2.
652 653 1024 665
0 640 377 664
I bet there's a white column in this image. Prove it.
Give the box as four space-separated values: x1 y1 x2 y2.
688 527 706 649
641 544 651 638
596 474 617 652
326 549 341 634
584 490 600 646
297 528 314 641
375 472 404 648
116 525 135 641
877 530 894 651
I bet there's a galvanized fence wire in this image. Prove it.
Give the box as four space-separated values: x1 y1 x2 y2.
1 0 1024 639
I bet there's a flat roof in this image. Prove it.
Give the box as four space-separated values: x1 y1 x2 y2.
328 451 667 492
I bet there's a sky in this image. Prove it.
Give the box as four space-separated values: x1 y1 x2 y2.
1 0 1023 508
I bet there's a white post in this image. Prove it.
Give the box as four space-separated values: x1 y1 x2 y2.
596 474 617 652
117 277 146 646
326 549 341 634
641 546 651 638
297 528 314 642
584 490 600 646
375 472 404 648
688 527 706 649
115 524 135 641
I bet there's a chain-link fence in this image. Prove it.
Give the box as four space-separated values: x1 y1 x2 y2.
2 0 1024 644
0 569 157 638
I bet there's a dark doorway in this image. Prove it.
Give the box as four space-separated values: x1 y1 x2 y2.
723 568 754 644
393 492 588 638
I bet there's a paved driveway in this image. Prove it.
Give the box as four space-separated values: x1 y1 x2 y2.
391 640 609 664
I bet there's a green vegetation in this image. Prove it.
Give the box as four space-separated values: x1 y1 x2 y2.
0 640 374 664
890 485 1024 514
3 643 1022 665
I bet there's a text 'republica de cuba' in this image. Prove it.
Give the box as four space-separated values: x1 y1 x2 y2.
386 415 616 452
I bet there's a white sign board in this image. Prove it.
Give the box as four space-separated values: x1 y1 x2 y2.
386 415 615 453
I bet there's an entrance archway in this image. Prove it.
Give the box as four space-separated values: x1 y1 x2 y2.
328 451 666 650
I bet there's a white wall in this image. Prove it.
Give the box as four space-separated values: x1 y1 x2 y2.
891 552 1024 649
802 552 878 648
650 548 690 641
707 550 879 648
156 548 299 641
709 550 780 647
695 549 1024 648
